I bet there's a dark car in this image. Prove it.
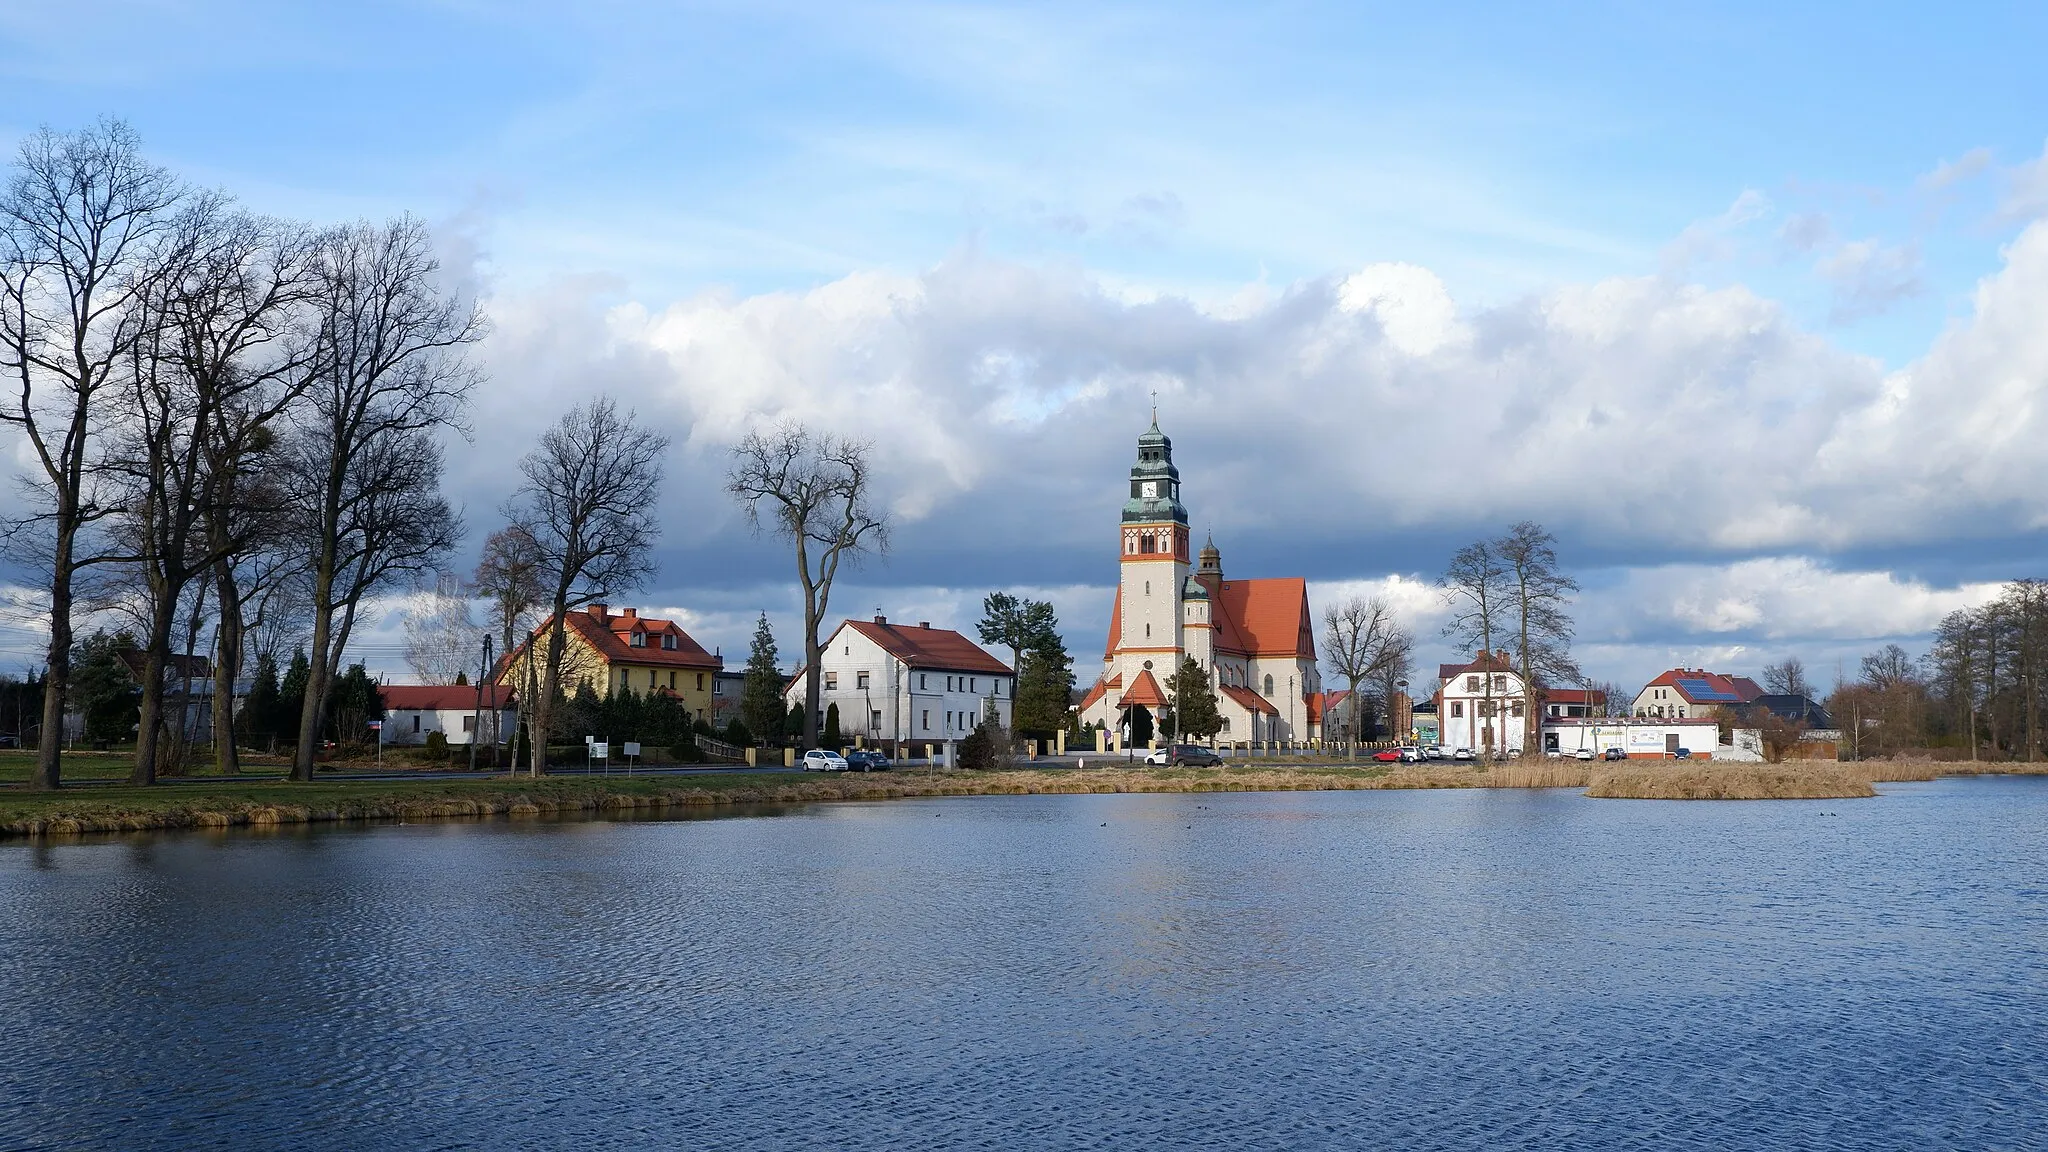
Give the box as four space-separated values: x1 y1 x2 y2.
1602 747 1628 761
0 732 17 749
845 750 893 772
1156 744 1223 767
1670 748 1693 760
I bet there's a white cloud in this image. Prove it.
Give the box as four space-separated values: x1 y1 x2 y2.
1999 139 2048 221
1814 237 1923 322
1918 147 1993 193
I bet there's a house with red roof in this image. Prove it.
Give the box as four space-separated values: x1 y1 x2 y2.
1630 668 1763 721
1434 650 1532 754
381 684 516 747
784 615 1014 746
1076 419 1321 744
498 603 723 725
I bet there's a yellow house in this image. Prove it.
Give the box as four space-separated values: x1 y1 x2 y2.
500 603 723 724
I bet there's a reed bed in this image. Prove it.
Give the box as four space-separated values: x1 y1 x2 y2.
1587 761 1875 800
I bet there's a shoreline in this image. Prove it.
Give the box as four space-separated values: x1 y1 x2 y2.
3 759 2043 839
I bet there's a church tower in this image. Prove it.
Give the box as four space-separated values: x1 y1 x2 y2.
1116 417 1190 673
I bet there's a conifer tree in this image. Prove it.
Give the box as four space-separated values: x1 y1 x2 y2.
824 702 843 747
740 613 786 747
1166 657 1223 741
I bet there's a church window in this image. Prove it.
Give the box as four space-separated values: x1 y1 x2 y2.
1145 581 1151 596
1263 674 1274 697
1145 624 1151 638
1139 533 1156 554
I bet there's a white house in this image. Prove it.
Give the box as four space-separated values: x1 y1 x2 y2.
381 684 516 747
784 616 1013 747
1434 651 1532 754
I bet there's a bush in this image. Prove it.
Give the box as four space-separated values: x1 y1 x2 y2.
423 731 449 762
670 740 704 763
824 703 843 747
959 719 1013 771
693 717 716 738
723 718 754 747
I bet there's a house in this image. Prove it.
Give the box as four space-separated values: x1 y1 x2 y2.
1540 688 1606 720
709 670 748 727
498 604 723 726
381 684 515 746
1434 651 1531 754
1747 693 1834 729
784 616 1014 745
1630 668 1763 720
1075 418 1321 744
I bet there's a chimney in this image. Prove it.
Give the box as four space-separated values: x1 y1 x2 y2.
587 603 608 621
621 607 638 621
874 614 887 625
918 621 931 629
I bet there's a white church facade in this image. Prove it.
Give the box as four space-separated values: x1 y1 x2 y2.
1077 419 1321 744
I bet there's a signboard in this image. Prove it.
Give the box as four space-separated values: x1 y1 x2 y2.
1626 729 1665 751
590 742 609 758
622 742 641 757
367 720 382 731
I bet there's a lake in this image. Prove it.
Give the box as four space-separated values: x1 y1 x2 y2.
3 777 2046 1150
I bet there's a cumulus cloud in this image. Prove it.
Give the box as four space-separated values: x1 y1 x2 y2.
1999 139 2048 221
1815 237 1923 322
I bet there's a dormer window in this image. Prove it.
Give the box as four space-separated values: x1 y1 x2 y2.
629 631 646 647
662 634 676 650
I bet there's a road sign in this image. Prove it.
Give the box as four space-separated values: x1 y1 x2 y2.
623 742 641 757
591 742 608 758
367 720 382 731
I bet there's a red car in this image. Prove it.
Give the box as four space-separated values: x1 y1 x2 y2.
1372 748 1402 762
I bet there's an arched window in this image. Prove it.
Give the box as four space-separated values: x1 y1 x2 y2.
1263 674 1274 697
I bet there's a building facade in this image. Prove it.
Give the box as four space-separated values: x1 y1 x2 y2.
1077 419 1320 743
499 604 723 725
1434 651 1531 754
1631 668 1764 721
783 616 1014 746
380 685 516 747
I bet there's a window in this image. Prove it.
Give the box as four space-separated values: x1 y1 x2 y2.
969 678 976 693
920 674 927 690
1493 675 1507 692
1511 701 1524 717
825 672 838 690
649 670 656 689
1145 623 1151 638
921 710 929 731
1264 674 1274 697
462 715 475 733
1451 702 1464 718
412 715 421 733
1145 581 1151 596
1140 533 1156 554
870 710 881 731
629 631 645 647
663 634 677 650
1466 675 1480 692
669 671 677 690
857 671 870 690
695 673 704 690
947 676 955 691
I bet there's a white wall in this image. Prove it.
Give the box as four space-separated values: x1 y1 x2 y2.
783 624 1012 747
1539 719 1721 756
386 707 515 746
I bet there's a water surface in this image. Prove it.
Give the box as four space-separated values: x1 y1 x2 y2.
3 778 2045 1149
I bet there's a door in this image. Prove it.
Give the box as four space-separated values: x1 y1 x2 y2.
1665 733 1680 755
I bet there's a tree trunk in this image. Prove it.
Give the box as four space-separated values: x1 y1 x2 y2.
32 531 73 791
291 563 338 782
130 610 177 786
212 560 243 776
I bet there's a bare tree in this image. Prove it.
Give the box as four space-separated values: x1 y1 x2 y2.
112 200 318 784
1321 595 1410 749
1441 539 1506 755
403 573 477 684
1928 611 1984 761
287 218 480 781
1494 521 1579 752
473 524 544 768
726 422 888 751
504 397 667 774
0 120 181 789
1759 656 1812 698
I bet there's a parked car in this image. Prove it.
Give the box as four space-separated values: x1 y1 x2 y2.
801 749 849 772
1422 745 1445 760
845 750 893 771
1602 747 1628 761
1145 744 1224 767
0 732 16 749
1398 746 1423 763
1573 748 1596 761
1670 748 1693 760
1451 747 1476 761
1372 748 1402 762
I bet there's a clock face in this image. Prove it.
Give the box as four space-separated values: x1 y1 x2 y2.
1141 481 1158 499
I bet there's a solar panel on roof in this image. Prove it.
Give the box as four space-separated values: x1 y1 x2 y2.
1674 677 1739 702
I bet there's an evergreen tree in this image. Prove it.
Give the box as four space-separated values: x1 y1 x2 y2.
1166 657 1223 741
242 655 282 751
328 664 385 746
786 702 805 746
739 613 786 747
978 593 1060 688
824 702 842 747
72 631 139 745
279 650 311 750
722 717 754 747
1013 637 1076 739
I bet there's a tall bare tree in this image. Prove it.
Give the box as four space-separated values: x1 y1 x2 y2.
0 120 181 789
473 524 544 768
726 422 888 750
1322 594 1410 748
1494 521 1579 751
402 573 477 684
112 200 318 784
1441 539 1507 754
505 397 667 774
287 218 479 781
1759 656 1812 698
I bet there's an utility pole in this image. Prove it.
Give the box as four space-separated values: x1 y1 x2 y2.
468 633 492 772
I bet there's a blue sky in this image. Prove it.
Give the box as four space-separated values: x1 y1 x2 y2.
5 1 2048 688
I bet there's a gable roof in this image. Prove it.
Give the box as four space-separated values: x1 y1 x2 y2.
843 618 1011 675
1219 684 1279 715
1212 578 1315 659
1119 668 1169 707
1438 651 1518 683
383 684 514 711
1644 668 1763 705
1750 694 1834 728
500 605 723 683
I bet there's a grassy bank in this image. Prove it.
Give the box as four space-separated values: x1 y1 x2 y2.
0 761 1602 838
1587 761 1877 800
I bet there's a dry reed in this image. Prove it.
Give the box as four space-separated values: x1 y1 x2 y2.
1587 761 1875 800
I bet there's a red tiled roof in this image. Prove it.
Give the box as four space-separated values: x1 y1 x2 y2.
1078 678 1112 713
1120 668 1169 708
1541 688 1607 706
1104 585 1122 660
382 684 513 711
1643 669 1764 705
1220 684 1279 715
1438 651 1517 682
1305 693 1324 723
844 619 1011 675
1213 578 1314 659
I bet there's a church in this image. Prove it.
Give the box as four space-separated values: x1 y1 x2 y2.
1076 418 1322 744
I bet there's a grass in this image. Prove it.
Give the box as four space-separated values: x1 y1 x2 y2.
1586 760 1876 800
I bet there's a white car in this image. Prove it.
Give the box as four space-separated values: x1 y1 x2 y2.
1573 748 1596 761
1398 746 1423 763
1422 746 1445 760
1451 747 1476 761
801 749 849 772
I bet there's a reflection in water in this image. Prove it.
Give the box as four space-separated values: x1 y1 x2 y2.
3 780 2046 1150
